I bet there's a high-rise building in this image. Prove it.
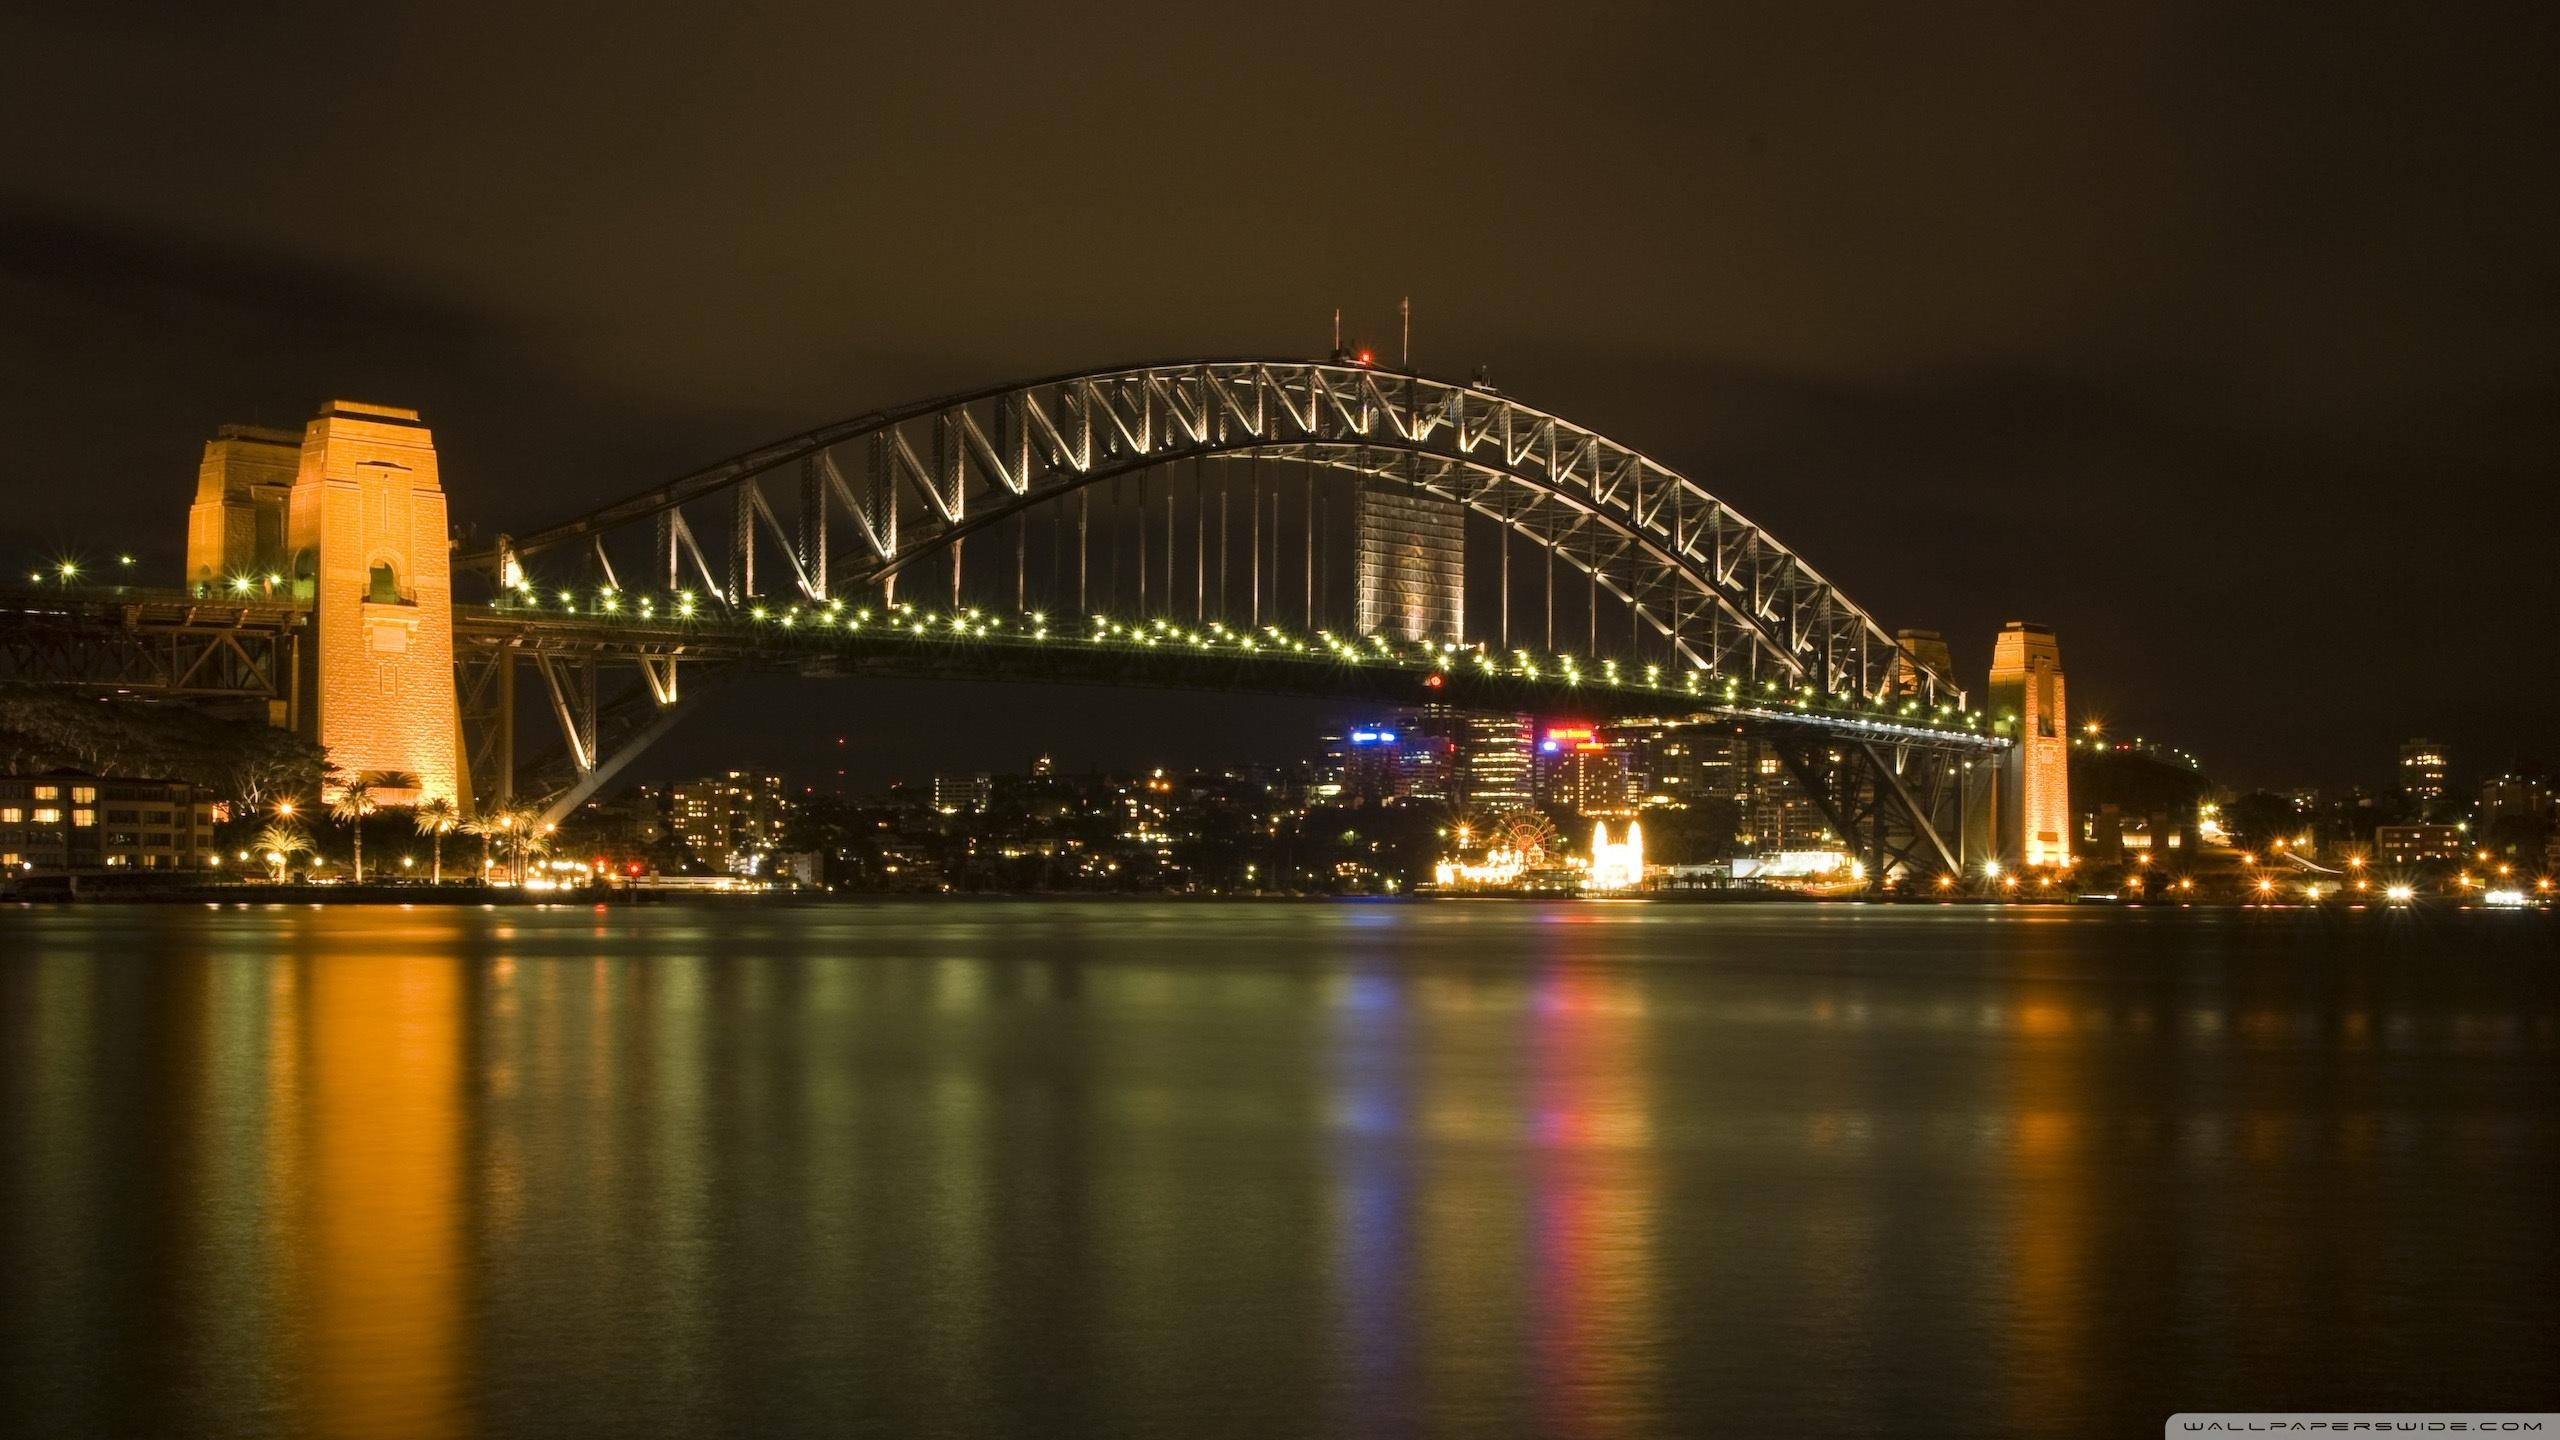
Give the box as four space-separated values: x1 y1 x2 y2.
2479 772 2551 824
1535 726 1632 816
933 773 993 813
1745 740 1834 853
1322 726 1408 804
1989 622 2070 867
1351 480 1464 642
670 771 789 872
1458 713 1535 810
2399 739 2449 813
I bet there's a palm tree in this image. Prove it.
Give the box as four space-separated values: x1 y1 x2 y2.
506 806 547 883
252 822 310 883
330 777 379 883
463 808 509 883
413 797 458 884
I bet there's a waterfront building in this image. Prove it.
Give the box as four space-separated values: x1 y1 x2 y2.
0 772 220 871
2373 823 2465 866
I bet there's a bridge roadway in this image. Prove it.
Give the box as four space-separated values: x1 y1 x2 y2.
453 593 2009 751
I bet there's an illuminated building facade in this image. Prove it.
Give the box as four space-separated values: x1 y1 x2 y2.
1537 727 1632 816
1351 480 1464 642
2399 738 2449 814
1324 725 1413 804
283 401 462 807
2372 824 2464 866
933 773 993 813
1459 713 1535 809
670 770 789 872
1747 740 1834 853
0 772 220 871
1989 622 2070 867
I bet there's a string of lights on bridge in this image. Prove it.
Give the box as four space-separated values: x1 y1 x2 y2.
484 580 2008 741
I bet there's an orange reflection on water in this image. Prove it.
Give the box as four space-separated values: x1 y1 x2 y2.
277 919 466 1439
1529 967 1658 1438
2003 982 2095 1429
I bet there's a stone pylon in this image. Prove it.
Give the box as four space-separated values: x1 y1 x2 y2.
1988 621 2069 868
282 401 464 809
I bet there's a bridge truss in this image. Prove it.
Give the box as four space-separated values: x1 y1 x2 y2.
443 359 1993 881
0 590 301 721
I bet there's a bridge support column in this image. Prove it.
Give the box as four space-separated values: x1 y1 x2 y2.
285 400 463 807
1989 623 2070 868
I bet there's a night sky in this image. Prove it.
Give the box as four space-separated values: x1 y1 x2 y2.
2 3 2551 793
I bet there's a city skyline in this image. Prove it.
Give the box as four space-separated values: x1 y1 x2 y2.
3 4 2553 788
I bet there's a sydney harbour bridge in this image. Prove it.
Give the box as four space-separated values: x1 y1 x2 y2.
0 357 2016 883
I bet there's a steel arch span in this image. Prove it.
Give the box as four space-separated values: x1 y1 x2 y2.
446 358 1997 881
465 359 1960 705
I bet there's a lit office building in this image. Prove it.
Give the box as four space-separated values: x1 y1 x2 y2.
1459 713 1535 810
669 770 790 873
2399 738 2449 813
1536 726 1633 816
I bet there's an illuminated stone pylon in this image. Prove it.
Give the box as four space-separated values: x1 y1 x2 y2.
1988 622 2069 868
285 402 464 808
185 425 300 596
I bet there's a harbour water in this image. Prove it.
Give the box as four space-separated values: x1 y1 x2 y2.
2 901 2553 1436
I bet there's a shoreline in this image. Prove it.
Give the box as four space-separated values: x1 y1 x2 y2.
1 883 2544 913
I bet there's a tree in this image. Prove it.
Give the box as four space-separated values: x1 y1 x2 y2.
330 777 381 882
506 807 550 883
2222 791 2303 853
463 809 505 881
413 797 458 883
252 822 310 883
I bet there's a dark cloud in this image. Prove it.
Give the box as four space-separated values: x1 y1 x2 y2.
1 0 2552 788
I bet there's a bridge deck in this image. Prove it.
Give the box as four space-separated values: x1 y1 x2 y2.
453 599 2006 752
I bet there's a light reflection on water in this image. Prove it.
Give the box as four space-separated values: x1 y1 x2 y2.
0 902 2554 1438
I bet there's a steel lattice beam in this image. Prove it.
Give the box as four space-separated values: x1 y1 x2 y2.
462 360 1964 706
